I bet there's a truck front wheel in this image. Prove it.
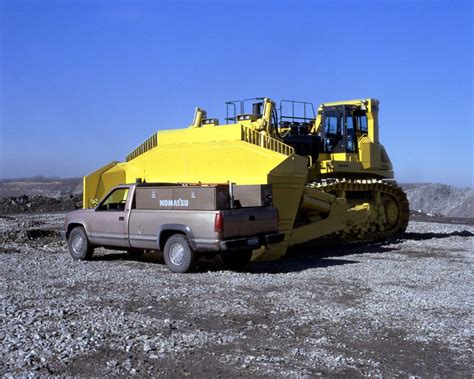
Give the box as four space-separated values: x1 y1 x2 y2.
67 227 94 260
163 234 197 273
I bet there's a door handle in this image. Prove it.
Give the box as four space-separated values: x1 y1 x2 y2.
119 216 124 221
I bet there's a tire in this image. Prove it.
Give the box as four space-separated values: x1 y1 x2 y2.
67 227 94 260
163 234 197 273
221 250 253 268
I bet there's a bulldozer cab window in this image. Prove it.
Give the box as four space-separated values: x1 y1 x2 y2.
324 112 339 135
321 107 360 153
345 110 356 152
355 111 368 134
322 110 344 152
97 188 129 211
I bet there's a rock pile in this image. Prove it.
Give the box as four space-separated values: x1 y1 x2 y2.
0 194 82 214
402 183 474 218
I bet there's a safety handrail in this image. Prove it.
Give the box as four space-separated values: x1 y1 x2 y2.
126 126 294 161
126 133 158 162
240 126 294 156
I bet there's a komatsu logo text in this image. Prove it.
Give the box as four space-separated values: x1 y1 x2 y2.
159 198 189 207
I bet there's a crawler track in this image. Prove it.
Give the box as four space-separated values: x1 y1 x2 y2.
307 179 410 244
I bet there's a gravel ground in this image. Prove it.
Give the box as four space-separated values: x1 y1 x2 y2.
0 213 473 377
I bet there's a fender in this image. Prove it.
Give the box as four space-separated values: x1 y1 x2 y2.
157 224 196 250
66 221 89 239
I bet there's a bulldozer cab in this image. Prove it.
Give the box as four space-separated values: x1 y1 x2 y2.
218 98 383 174
319 105 368 154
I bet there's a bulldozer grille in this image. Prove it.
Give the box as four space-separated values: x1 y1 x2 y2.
241 126 294 156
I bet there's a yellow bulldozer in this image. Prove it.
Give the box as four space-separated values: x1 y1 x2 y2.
83 97 409 260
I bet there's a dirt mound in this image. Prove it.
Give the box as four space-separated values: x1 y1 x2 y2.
402 183 474 218
0 177 82 198
0 194 82 214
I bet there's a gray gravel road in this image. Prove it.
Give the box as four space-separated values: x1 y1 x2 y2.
1 213 473 377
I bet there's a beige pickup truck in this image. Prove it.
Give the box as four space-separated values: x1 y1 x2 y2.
62 183 283 272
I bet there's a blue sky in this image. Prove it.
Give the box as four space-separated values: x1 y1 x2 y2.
0 0 472 186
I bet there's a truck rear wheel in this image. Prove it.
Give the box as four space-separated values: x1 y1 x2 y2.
163 234 197 273
67 227 94 260
221 250 253 268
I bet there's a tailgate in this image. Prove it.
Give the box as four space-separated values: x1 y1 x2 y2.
221 207 278 239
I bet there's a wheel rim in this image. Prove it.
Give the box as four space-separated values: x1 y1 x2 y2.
72 234 84 254
384 196 399 228
169 243 185 266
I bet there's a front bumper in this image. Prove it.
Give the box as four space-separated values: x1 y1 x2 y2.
60 231 67 240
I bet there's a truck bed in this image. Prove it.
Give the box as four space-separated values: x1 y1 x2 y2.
128 206 279 251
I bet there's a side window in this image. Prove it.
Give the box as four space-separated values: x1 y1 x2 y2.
346 111 356 152
356 112 368 134
324 112 339 135
97 188 129 211
322 110 344 153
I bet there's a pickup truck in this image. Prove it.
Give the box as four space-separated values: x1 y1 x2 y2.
62 183 283 272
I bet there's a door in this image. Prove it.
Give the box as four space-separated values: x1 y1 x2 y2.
88 187 131 247
322 106 345 153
